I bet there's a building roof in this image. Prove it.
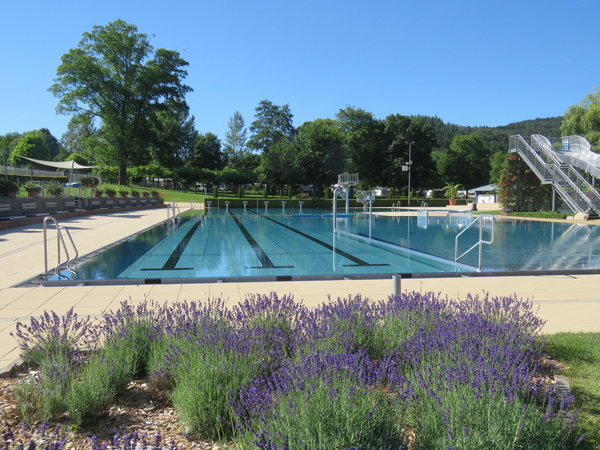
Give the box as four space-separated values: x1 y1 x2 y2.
471 184 497 192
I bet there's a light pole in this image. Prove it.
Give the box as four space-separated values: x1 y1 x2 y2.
406 141 415 206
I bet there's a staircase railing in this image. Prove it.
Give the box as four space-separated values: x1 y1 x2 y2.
509 135 600 215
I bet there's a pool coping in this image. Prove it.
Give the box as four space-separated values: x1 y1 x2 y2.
20 267 600 287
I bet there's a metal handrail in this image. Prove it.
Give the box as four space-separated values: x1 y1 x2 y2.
43 216 79 276
167 202 182 233
510 135 600 215
454 214 494 271
534 135 600 213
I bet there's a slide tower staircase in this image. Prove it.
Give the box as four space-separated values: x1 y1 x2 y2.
508 134 600 216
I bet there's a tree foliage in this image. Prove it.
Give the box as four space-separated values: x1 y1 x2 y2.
382 115 437 193
149 110 197 170
335 106 385 187
497 154 552 211
60 117 103 165
258 139 296 189
294 119 346 195
224 111 248 168
9 129 60 166
248 100 295 153
190 132 224 171
49 20 192 184
437 134 490 188
561 90 600 148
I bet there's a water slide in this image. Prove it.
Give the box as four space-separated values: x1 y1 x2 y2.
508 134 600 216
553 135 600 179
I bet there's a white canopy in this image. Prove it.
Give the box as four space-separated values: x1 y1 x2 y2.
20 156 96 169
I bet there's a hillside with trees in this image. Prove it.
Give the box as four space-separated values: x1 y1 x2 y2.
417 115 563 156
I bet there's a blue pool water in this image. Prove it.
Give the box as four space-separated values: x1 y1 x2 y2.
49 208 600 283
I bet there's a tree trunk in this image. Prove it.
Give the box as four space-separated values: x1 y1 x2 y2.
118 160 128 185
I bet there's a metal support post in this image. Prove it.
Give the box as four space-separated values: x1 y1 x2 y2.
392 274 401 296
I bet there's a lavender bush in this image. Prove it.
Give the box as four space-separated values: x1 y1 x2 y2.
1 422 70 449
11 307 99 367
9 292 582 449
234 349 410 449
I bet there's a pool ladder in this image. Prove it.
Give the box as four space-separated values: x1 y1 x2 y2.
454 214 495 271
43 216 79 278
167 202 182 233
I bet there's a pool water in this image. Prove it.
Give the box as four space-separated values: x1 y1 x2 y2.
342 212 600 271
50 208 600 283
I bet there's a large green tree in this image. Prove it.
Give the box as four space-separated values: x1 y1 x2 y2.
224 111 249 168
49 20 192 184
1 132 22 170
248 100 295 153
335 106 385 187
382 114 437 194
60 116 106 167
258 139 296 190
294 119 346 195
9 130 59 166
561 90 600 148
190 132 224 171
149 110 197 170
436 134 490 189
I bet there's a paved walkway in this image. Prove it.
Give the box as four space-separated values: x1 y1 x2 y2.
1 205 600 372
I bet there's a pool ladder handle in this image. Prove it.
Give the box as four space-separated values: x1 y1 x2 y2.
43 216 79 277
454 214 495 271
167 202 182 233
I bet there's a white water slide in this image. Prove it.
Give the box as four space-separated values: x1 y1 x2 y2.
554 135 600 178
509 134 600 216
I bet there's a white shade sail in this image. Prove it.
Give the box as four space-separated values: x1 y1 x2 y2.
20 156 96 170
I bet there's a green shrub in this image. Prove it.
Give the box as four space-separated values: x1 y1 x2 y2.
65 338 139 425
0 178 18 197
80 176 99 187
104 187 116 196
508 211 567 219
23 181 42 194
45 181 63 197
171 345 258 441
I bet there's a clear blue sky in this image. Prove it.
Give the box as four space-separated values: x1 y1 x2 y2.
1 0 598 143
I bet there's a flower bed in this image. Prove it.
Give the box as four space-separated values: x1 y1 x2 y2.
3 292 582 449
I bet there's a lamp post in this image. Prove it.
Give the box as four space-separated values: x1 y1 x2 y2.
406 141 415 206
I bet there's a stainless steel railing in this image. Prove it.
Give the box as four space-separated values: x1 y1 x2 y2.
509 135 600 215
454 214 495 271
167 202 182 233
43 216 79 277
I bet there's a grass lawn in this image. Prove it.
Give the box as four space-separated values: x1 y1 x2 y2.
544 332 600 449
156 188 207 203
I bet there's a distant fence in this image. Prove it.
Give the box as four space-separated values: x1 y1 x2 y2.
0 165 86 180
0 196 162 218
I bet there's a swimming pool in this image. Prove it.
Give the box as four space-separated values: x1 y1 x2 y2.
44 207 600 285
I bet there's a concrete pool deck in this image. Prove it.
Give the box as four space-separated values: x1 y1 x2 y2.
1 205 600 371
